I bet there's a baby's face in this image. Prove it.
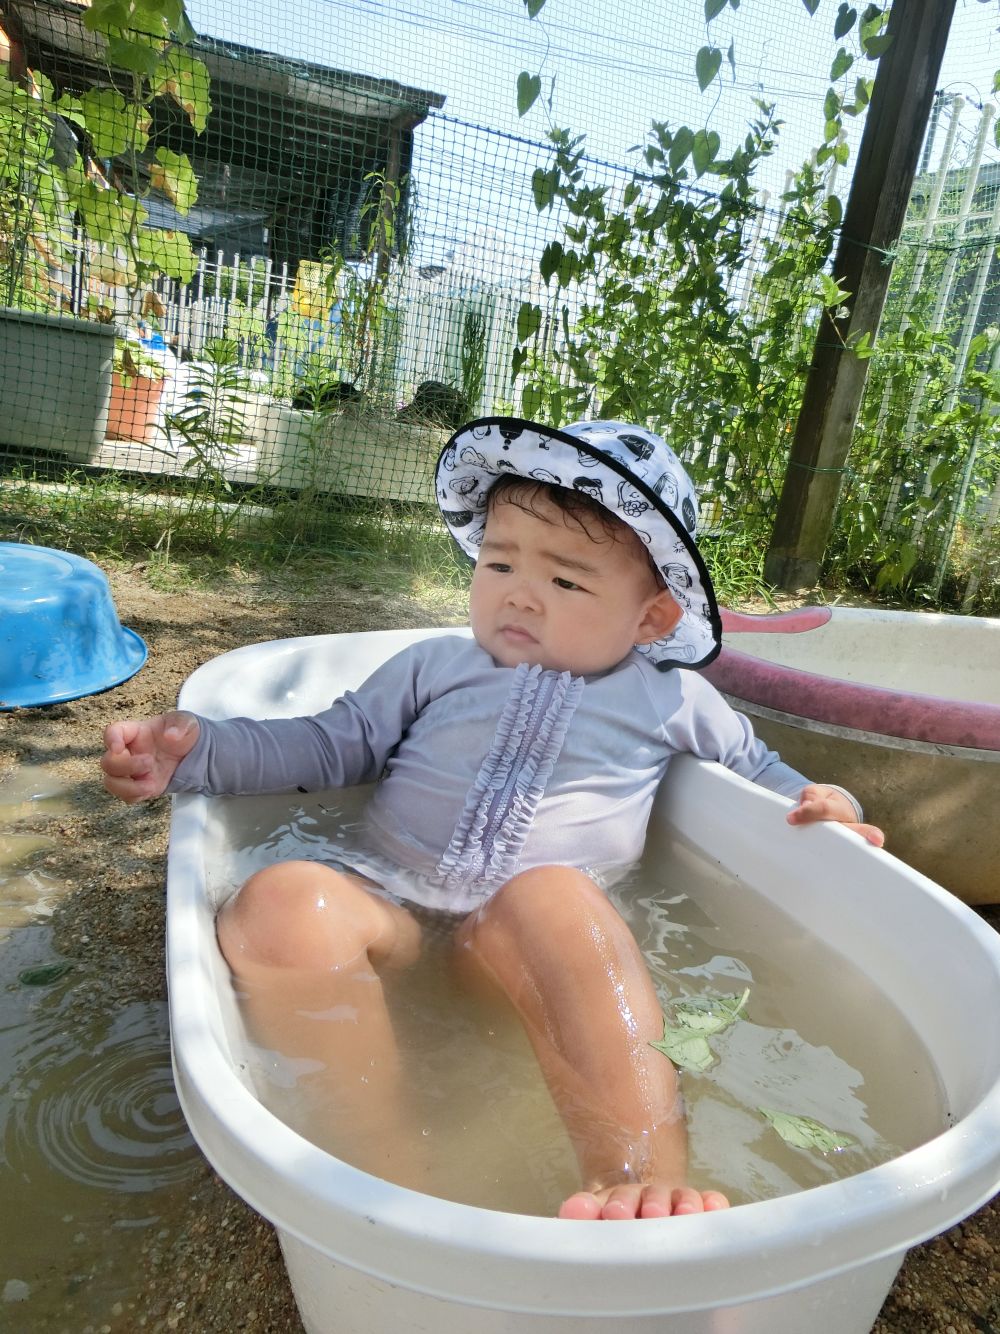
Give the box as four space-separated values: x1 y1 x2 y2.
469 491 679 675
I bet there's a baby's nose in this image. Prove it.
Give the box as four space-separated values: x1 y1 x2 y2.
505 578 542 610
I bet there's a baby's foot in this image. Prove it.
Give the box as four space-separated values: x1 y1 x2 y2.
558 1184 730 1220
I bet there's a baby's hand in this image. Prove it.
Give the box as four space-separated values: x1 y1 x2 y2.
786 783 885 847
101 710 200 803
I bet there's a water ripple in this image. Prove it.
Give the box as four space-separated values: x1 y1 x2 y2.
6 1001 201 1193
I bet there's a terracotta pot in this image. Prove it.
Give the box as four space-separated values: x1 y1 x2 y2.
106 372 165 443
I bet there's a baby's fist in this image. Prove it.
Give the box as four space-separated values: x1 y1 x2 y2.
101 710 200 803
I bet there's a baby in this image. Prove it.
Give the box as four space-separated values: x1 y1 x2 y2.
102 418 883 1221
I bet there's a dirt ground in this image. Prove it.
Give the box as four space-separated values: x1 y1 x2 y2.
2 559 998 1332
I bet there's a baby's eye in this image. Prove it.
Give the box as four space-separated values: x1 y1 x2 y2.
553 576 583 591
486 561 512 573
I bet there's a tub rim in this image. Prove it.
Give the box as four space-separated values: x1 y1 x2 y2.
166 629 1000 1318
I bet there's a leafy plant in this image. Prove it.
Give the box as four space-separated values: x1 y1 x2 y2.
114 337 168 383
318 171 408 404
511 111 844 531
161 338 257 543
0 0 211 315
289 354 362 411
511 0 905 597
460 309 488 413
831 273 1000 600
0 71 75 309
168 337 245 448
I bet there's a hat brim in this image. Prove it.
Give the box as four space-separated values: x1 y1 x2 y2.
436 418 721 670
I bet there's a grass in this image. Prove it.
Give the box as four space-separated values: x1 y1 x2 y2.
3 464 782 607
699 524 777 610
0 462 474 613
4 461 994 616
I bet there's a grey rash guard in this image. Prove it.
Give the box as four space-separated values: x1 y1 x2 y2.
168 634 828 912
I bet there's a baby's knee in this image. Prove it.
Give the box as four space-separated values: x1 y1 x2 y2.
216 860 375 973
477 865 602 937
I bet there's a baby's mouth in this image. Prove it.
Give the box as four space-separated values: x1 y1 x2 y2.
499 624 538 644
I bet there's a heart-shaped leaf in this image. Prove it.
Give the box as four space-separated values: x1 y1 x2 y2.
517 71 542 117
696 45 723 91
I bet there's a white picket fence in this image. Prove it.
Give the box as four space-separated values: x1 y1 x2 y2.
133 249 541 417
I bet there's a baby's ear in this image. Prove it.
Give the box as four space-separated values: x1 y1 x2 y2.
636 590 683 645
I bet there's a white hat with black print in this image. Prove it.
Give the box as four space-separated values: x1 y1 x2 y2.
435 417 722 669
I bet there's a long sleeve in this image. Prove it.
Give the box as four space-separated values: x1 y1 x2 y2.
646 666 853 805
167 642 430 796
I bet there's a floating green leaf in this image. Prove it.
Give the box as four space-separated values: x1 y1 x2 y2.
759 1108 857 1152
19 962 74 987
651 1029 715 1072
650 989 749 1072
670 988 750 1034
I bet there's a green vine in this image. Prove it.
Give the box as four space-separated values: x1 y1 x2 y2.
1 0 211 313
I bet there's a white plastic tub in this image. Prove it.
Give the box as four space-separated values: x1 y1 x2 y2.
167 628 1000 1334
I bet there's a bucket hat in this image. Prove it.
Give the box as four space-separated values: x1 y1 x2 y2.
436 418 721 669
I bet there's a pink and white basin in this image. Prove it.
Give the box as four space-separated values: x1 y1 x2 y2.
701 607 1000 905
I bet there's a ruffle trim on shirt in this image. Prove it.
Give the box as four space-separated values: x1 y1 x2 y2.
436 662 583 892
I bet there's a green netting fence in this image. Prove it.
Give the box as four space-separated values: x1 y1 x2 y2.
2 0 1000 610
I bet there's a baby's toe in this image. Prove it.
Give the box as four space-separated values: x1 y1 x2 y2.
702 1190 731 1211
636 1185 677 1217
557 1191 603 1220
667 1187 708 1215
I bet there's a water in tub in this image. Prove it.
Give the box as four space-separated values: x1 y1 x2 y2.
0 766 201 1325
212 787 949 1214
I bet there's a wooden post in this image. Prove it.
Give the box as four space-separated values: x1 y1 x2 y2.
762 0 957 590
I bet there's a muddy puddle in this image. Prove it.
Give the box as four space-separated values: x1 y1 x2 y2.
1 764 202 1330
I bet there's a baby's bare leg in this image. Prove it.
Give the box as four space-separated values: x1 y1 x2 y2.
456 866 729 1220
216 859 425 1185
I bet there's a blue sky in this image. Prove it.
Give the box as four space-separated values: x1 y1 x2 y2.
185 0 1000 266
